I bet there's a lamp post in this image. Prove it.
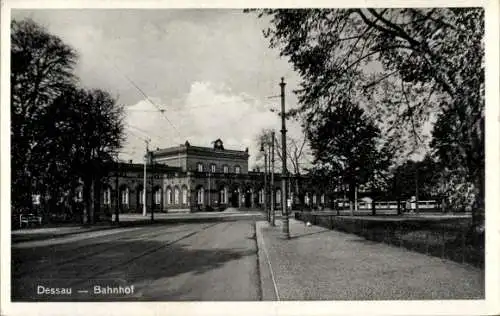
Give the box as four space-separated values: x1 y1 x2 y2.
149 151 154 222
260 142 269 222
280 77 290 239
271 130 275 227
143 139 150 217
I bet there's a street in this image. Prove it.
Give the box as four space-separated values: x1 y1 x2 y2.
12 221 260 301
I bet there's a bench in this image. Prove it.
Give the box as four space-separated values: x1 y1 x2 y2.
19 214 42 228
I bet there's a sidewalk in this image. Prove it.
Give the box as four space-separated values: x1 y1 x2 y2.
256 219 484 300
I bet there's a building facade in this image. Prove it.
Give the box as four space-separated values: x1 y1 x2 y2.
99 139 332 214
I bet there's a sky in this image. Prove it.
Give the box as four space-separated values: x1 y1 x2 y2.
12 9 305 166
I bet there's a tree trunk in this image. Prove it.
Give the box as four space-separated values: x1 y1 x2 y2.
89 179 95 224
349 182 355 216
93 177 101 223
472 168 485 228
82 178 91 225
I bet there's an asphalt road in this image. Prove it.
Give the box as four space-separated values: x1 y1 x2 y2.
11 221 260 301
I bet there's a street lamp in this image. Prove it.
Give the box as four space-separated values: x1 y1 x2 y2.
260 142 269 222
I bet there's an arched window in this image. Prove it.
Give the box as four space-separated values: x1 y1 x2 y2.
235 165 241 174
197 163 204 172
223 165 229 173
182 187 188 204
197 187 204 204
138 188 144 205
220 188 226 204
121 187 129 205
174 187 180 204
166 187 172 205
154 189 162 205
103 187 111 205
259 189 264 204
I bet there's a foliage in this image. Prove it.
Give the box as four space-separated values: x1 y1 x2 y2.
11 18 77 209
11 18 125 223
389 154 441 200
249 8 484 220
307 101 392 202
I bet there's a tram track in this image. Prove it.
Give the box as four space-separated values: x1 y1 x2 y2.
67 222 222 289
12 223 212 277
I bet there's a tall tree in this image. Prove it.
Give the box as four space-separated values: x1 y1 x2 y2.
11 18 77 210
390 155 441 201
56 87 125 224
249 8 484 225
307 101 391 212
11 18 125 226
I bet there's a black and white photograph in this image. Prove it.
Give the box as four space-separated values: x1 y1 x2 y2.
1 1 499 315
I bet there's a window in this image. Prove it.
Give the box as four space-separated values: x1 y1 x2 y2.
223 165 228 173
235 166 241 174
138 188 144 205
197 188 204 204
182 187 188 204
276 190 281 204
121 187 129 205
103 188 111 205
197 163 204 172
166 188 172 205
220 186 228 204
313 194 317 205
321 194 325 204
174 187 180 204
155 189 162 205
305 193 309 205
210 164 216 173
259 189 264 204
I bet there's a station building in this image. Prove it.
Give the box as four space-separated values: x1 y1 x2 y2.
99 139 332 214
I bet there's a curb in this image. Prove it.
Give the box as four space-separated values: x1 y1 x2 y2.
255 221 279 301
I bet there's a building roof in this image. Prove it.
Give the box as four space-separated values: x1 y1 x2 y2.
152 140 249 159
114 162 182 173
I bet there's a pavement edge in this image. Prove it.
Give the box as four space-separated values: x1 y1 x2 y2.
255 220 278 301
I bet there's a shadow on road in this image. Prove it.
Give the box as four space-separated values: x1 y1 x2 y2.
12 236 256 301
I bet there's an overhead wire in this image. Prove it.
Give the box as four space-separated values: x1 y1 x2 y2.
104 54 183 144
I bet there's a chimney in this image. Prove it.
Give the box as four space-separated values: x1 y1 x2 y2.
129 160 133 164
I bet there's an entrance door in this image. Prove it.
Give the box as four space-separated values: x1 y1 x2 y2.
244 191 252 208
230 190 239 207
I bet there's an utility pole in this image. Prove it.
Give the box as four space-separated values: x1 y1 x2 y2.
264 145 268 222
208 170 211 208
149 151 154 222
143 139 149 216
261 142 268 221
271 130 275 226
280 77 290 239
